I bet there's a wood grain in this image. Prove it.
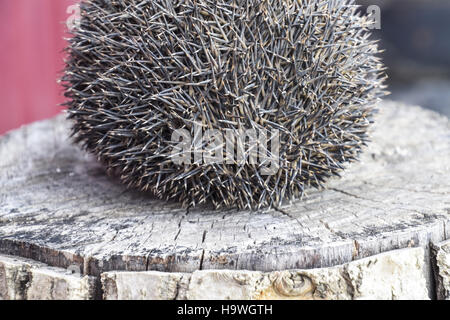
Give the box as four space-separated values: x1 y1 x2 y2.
0 101 449 279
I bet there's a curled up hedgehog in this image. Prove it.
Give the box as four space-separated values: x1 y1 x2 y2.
63 0 387 210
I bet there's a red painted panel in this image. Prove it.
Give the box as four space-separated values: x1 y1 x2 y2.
0 0 77 135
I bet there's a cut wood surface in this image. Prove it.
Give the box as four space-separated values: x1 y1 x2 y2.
0 247 432 300
0 101 449 278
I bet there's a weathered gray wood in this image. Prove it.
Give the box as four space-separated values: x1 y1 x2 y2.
101 247 429 300
0 254 96 300
0 101 449 283
0 247 429 300
431 239 450 300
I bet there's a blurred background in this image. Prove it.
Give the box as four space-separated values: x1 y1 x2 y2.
358 0 450 118
0 0 76 135
0 0 449 135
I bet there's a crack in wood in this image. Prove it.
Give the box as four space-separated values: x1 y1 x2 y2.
0 102 449 276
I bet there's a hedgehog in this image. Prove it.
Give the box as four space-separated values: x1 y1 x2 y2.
63 0 387 210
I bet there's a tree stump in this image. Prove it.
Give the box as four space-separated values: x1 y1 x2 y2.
0 101 449 300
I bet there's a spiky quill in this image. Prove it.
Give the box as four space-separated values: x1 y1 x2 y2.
63 0 387 209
